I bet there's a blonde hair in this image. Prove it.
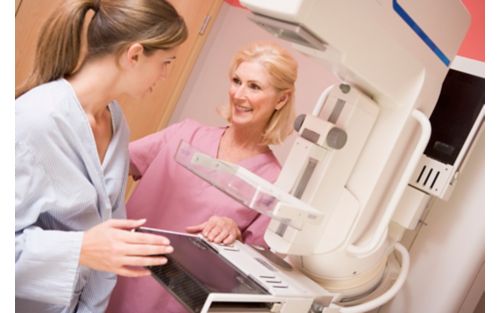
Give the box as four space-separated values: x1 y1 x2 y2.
220 41 298 145
16 0 188 98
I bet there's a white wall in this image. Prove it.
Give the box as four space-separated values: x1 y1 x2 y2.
170 3 336 163
379 131 485 313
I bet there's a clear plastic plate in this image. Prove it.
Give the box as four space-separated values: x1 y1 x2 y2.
175 140 323 230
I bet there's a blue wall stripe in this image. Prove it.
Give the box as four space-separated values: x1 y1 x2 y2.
393 0 450 66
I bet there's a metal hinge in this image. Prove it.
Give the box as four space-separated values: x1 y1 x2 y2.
199 15 211 35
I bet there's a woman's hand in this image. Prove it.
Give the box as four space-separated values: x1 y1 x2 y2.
79 219 173 277
186 216 241 245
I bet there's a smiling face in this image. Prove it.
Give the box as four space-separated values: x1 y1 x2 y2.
228 61 286 132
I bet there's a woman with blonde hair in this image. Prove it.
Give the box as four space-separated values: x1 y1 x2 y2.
15 0 187 312
106 41 298 313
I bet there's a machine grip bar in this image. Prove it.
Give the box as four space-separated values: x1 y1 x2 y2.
346 110 431 257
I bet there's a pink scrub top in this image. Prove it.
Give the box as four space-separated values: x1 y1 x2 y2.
106 119 281 313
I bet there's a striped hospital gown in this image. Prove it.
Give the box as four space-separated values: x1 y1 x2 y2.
15 79 129 313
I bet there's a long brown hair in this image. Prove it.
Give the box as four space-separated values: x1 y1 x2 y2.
16 0 188 98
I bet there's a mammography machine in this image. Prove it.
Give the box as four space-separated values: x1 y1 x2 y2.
146 1 485 312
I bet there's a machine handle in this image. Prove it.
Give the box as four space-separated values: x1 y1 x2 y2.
347 110 431 257
312 84 334 116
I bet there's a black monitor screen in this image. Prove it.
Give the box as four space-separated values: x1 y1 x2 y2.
424 69 484 165
136 227 268 313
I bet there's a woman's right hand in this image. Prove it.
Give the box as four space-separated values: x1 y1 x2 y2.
79 219 173 277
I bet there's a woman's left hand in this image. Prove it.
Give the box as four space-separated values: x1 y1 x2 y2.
186 216 241 245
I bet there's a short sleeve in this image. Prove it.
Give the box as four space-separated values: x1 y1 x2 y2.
129 131 167 178
129 119 199 179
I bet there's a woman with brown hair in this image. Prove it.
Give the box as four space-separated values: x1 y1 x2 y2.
15 0 187 312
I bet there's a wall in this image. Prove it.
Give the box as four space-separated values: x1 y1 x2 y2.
458 0 485 61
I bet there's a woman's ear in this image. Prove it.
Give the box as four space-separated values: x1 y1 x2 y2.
275 90 290 110
122 43 144 68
